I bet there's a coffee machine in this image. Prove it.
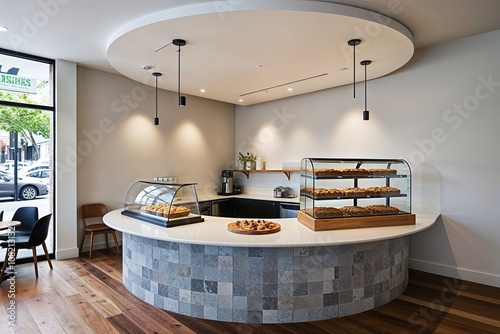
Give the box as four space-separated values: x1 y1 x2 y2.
220 170 234 195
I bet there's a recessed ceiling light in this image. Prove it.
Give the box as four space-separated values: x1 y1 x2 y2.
287 88 293 92
239 98 243 102
200 89 205 93
0 26 8 32
256 64 263 68
142 65 152 70
340 67 348 71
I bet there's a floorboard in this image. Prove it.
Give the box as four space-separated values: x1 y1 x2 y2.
0 248 499 333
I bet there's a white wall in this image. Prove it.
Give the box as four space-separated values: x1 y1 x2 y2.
235 30 500 287
55 59 78 260
76 67 235 251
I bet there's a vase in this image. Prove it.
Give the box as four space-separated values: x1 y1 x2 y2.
245 161 253 170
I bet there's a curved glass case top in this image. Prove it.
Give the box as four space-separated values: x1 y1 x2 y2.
122 181 204 227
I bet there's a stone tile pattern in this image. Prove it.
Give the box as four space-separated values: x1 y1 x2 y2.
123 234 409 323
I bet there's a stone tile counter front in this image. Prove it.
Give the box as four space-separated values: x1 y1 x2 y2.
104 210 438 324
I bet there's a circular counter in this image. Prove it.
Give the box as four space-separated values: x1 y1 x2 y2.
104 210 438 323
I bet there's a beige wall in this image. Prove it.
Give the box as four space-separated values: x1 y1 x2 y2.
76 67 235 250
235 29 500 287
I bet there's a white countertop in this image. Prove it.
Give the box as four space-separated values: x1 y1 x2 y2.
199 193 299 204
104 209 439 247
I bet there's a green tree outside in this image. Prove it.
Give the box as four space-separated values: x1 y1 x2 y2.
0 90 50 161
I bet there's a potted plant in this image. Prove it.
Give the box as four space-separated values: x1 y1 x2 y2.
238 152 257 170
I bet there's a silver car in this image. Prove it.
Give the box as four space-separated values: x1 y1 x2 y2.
0 170 49 200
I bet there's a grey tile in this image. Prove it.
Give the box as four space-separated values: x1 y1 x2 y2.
204 280 218 294
217 308 233 321
233 296 247 309
247 310 263 323
292 308 308 322
249 247 263 257
263 283 278 297
293 282 308 296
263 270 278 284
263 297 278 310
232 309 247 322
263 310 278 323
277 296 293 309
247 296 263 310
218 281 233 295
277 309 293 323
278 270 293 284
218 246 233 256
278 283 293 297
205 245 218 255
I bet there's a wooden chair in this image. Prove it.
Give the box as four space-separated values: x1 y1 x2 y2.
80 203 120 259
1 213 53 278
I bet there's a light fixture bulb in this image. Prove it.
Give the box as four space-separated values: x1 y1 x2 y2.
0 26 8 32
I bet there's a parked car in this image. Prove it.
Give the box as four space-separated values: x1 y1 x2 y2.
18 164 50 176
24 169 50 187
0 170 48 200
0 161 30 172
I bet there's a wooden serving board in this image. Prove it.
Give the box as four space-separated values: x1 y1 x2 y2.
297 210 415 231
227 221 281 235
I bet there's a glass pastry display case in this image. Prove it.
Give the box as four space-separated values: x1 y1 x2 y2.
121 181 204 227
298 158 414 230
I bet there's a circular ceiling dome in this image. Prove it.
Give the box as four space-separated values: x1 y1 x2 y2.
107 1 414 106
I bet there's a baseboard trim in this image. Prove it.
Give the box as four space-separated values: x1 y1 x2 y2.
56 247 79 260
410 258 500 288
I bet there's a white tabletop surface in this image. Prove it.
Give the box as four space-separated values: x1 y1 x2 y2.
0 221 21 231
104 209 439 247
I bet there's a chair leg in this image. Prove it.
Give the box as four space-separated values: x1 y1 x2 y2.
111 231 121 255
89 232 95 259
105 233 109 249
32 247 38 278
41 241 53 270
1 250 9 273
79 232 87 256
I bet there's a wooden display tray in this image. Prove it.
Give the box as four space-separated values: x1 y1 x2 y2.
227 221 281 235
297 210 415 231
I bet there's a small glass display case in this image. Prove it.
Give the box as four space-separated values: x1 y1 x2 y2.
121 181 204 227
298 158 414 230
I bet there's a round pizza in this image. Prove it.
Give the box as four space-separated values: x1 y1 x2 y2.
227 219 281 235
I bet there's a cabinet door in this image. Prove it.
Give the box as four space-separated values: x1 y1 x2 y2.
235 199 280 218
211 199 235 217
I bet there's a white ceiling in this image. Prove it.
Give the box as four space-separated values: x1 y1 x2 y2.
1 0 500 106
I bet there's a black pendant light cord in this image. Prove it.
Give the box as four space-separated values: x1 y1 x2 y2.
155 74 159 118
152 72 162 125
364 63 367 111
177 45 181 102
360 60 371 121
348 39 361 98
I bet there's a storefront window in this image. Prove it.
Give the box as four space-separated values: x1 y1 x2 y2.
0 49 55 261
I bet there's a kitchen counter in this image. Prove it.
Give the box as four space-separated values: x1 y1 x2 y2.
199 192 300 204
104 210 439 324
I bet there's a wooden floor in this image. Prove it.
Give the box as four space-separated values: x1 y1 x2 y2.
1 249 499 334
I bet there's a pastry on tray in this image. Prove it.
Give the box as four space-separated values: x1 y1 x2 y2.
227 219 281 234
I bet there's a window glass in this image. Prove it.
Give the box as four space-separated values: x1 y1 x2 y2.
0 52 53 108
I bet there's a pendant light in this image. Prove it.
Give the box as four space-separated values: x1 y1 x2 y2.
152 72 162 125
360 60 371 121
172 39 186 107
347 39 361 98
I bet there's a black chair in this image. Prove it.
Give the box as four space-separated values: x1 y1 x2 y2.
0 210 3 221
0 213 53 278
0 207 38 240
